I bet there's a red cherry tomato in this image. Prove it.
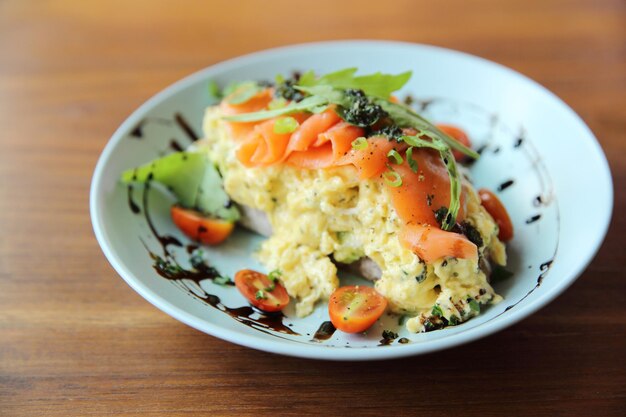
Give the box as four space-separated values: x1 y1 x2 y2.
437 124 472 161
170 205 234 245
328 286 388 333
234 269 290 312
478 189 514 241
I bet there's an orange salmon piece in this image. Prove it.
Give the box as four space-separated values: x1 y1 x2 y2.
286 122 365 169
316 122 365 159
286 108 340 154
221 89 273 140
399 223 477 263
335 137 405 179
386 149 465 226
236 113 308 167
286 143 335 169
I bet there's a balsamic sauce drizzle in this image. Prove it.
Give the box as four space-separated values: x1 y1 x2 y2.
169 139 185 152
312 321 336 341
130 117 173 139
525 214 542 224
497 179 515 192
503 257 555 313
138 176 299 336
174 113 200 142
127 101 562 345
127 184 141 214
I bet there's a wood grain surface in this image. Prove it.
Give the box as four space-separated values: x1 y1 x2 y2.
1 0 624 415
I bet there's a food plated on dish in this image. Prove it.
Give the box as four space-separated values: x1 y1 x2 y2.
121 68 515 335
91 41 612 359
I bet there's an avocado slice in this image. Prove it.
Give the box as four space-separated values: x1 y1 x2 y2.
121 151 240 222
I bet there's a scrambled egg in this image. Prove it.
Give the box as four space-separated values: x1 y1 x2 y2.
200 107 506 332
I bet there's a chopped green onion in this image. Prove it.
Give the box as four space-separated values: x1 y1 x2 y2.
273 116 299 134
469 299 480 312
383 169 402 187
406 147 418 173
268 269 282 282
387 149 403 165
448 315 459 325
255 290 266 300
431 304 443 317
268 97 288 110
351 137 368 150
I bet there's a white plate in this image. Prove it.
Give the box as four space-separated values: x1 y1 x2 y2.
90 41 612 360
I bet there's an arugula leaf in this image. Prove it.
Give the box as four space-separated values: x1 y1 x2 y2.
294 85 349 106
377 99 479 159
298 68 357 88
406 147 418 173
297 68 411 98
223 95 328 122
121 151 240 221
224 81 263 105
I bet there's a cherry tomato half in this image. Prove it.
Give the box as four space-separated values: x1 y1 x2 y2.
478 188 514 241
328 286 388 333
437 124 472 162
170 205 234 245
234 269 290 312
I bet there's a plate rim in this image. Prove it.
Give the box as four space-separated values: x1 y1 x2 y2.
90 40 613 360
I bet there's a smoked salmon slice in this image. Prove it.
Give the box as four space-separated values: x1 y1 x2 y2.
286 122 364 169
221 89 274 140
399 223 477 263
386 149 466 227
285 108 340 154
236 114 309 167
335 137 405 179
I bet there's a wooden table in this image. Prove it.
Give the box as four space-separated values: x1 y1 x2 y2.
1 1 624 415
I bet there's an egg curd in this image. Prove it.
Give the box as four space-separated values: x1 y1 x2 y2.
200 106 506 332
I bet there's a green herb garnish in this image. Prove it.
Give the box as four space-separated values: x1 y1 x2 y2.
434 207 450 228
406 147 418 173
268 269 282 281
255 290 266 300
273 116 299 134
383 169 402 187
351 137 368 150
448 315 459 326
268 97 288 110
431 304 443 317
460 222 484 248
382 330 399 340
387 149 403 165
469 299 480 312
